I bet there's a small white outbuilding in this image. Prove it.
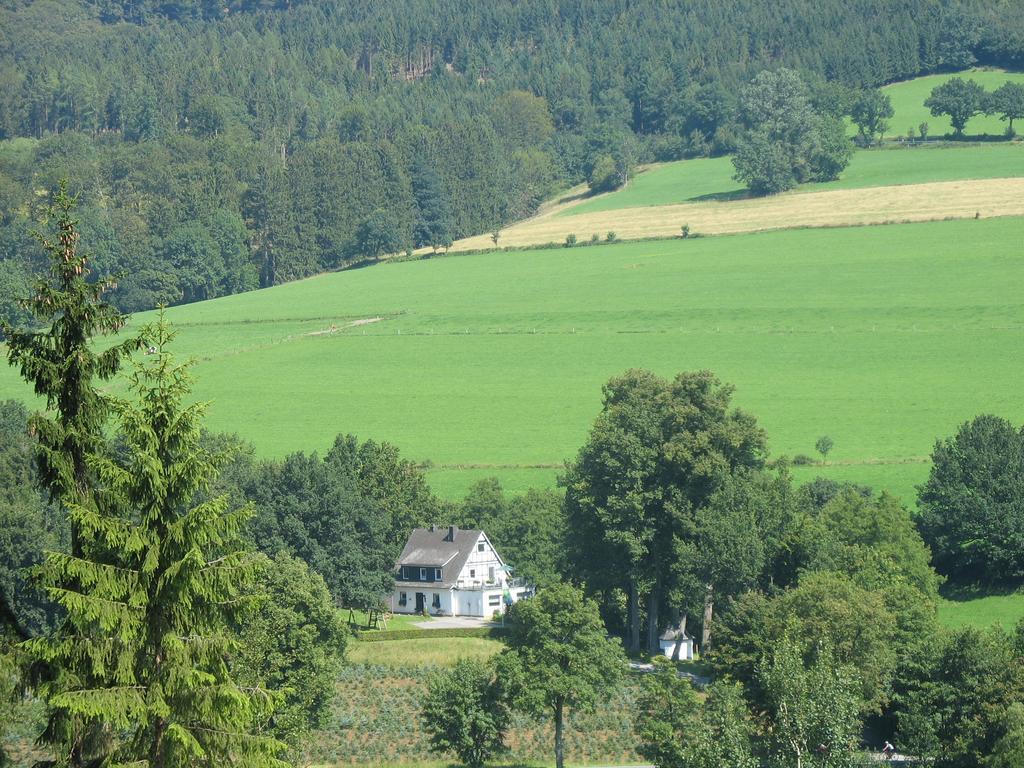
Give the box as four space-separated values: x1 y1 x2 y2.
658 628 696 660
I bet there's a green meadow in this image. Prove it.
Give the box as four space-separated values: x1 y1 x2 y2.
4 217 1022 502
562 142 1024 216
938 591 1024 631
882 68 1024 139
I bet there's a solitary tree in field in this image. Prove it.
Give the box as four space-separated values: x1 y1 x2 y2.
850 89 894 145
917 414 1024 584
422 657 508 768
496 584 624 768
924 77 987 137
991 81 1024 135
732 69 852 195
816 435 834 461
27 314 287 767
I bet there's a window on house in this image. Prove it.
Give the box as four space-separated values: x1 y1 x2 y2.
398 592 407 606
432 593 441 609
401 566 408 580
469 569 475 578
434 568 442 581
419 567 427 580
488 566 495 582
478 542 485 552
488 594 501 606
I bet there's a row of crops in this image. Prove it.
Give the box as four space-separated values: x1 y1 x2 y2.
301 663 642 766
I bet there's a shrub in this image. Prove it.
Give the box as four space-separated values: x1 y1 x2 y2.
792 454 815 465
564 233 577 247
606 231 617 242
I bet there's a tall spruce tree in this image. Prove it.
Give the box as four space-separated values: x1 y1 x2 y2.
26 313 287 767
3 181 140 765
2 181 139 547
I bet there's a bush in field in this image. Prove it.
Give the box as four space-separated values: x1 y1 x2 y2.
421 658 508 768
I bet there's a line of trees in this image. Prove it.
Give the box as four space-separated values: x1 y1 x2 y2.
926 77 1024 136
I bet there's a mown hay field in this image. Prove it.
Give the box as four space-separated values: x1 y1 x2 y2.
457 176 1024 250
3 216 1022 502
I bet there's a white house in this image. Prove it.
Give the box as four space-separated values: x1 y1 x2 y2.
390 526 531 617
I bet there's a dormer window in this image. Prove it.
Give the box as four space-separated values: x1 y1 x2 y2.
420 567 427 580
401 566 409 580
434 568 442 581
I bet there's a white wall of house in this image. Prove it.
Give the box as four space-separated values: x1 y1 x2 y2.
391 587 455 615
459 534 507 585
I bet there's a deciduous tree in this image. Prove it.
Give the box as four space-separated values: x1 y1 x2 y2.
496 584 624 768
917 414 1024 585
924 77 987 137
422 657 508 768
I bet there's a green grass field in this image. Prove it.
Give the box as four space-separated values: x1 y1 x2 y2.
3 216 1022 502
938 592 1024 631
883 68 1024 139
563 143 1024 216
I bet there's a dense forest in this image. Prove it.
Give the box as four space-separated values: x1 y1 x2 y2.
0 0 1022 317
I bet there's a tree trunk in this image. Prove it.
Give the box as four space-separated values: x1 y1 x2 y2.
646 574 661 654
671 613 687 661
554 700 565 768
701 584 714 653
628 579 640 653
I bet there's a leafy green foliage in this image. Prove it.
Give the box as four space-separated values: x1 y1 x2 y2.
990 81 1024 133
564 368 766 651
850 89 894 146
245 434 437 609
894 624 1024 767
0 400 65 638
635 659 699 768
758 639 861 768
496 584 625 768
925 76 988 136
917 414 1024 585
681 683 758 768
732 69 852 195
235 552 347 748
421 657 508 768
25 314 287 767
457 479 567 588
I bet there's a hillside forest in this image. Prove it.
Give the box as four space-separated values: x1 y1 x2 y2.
1 0 1024 317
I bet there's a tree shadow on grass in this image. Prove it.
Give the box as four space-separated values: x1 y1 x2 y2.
940 582 1024 602
686 188 750 202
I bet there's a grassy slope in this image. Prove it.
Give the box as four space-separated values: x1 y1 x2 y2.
4 217 1021 502
563 143 1024 216
937 592 1024 631
884 69 1024 139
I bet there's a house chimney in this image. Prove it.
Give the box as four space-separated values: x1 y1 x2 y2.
447 525 457 542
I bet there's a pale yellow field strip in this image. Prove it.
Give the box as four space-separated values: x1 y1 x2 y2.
445 178 1024 251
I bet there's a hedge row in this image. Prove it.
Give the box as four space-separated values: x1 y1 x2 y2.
353 626 508 642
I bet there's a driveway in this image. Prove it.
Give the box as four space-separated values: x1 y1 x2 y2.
414 616 502 630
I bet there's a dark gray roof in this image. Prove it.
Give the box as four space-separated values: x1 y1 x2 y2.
396 527 484 588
